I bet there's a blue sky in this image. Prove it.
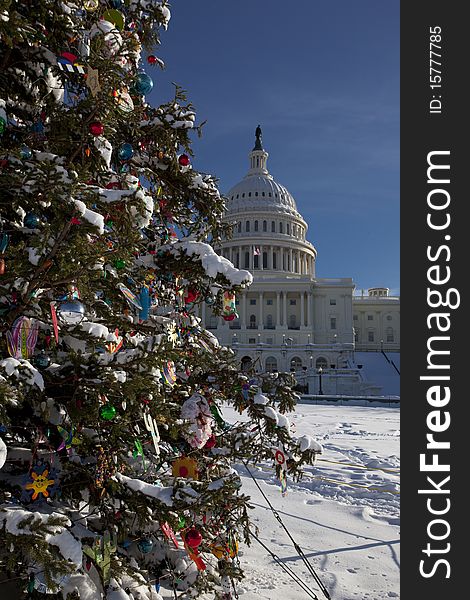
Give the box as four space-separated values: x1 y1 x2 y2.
148 1 400 295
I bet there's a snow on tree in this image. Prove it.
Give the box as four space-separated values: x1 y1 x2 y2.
0 2 320 598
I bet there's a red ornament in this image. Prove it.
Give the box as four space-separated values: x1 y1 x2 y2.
204 434 216 449
147 55 158 64
185 288 199 304
178 154 190 167
89 121 104 136
185 528 202 549
223 314 236 322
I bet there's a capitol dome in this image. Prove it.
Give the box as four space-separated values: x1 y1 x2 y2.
225 126 301 218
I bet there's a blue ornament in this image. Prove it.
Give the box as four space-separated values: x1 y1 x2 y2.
110 0 123 7
121 539 132 549
20 146 32 159
24 213 40 228
118 143 134 161
34 352 51 368
137 538 154 554
133 72 154 95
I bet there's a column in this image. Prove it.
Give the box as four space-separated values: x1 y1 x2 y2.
229 247 233 264
260 245 264 270
289 248 293 272
202 301 206 326
307 292 313 327
250 246 254 271
241 293 247 328
259 291 264 328
270 246 274 270
276 291 281 327
300 291 305 327
283 291 288 327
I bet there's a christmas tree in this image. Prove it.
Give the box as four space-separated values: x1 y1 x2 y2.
0 2 320 598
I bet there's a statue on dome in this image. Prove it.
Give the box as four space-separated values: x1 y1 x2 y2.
255 124 262 142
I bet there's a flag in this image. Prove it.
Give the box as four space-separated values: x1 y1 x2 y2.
253 247 260 256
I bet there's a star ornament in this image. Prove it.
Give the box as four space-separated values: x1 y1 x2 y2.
57 425 81 452
172 456 198 480
25 466 56 501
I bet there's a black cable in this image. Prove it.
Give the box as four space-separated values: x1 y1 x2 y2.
249 530 319 600
243 460 331 600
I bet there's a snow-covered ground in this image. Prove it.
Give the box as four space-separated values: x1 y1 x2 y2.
202 404 399 600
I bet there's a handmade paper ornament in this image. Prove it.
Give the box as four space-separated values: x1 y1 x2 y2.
143 411 160 456
102 9 125 30
28 571 70 595
57 425 81 452
118 282 142 309
139 285 151 321
275 448 288 496
132 72 153 95
6 316 39 359
222 291 238 321
24 463 56 501
50 302 59 343
160 522 179 548
209 402 229 431
57 300 85 324
114 87 134 112
87 66 101 97
162 360 176 386
204 434 216 449
183 529 206 571
83 531 117 585
211 538 239 560
172 456 198 480
184 288 199 304
180 394 214 449
137 538 154 554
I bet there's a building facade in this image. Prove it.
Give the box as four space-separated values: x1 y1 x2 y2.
197 129 400 395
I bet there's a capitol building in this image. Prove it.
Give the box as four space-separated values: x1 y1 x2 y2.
200 128 400 396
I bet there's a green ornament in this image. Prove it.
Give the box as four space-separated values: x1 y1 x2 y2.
0 117 6 135
83 531 117 585
115 259 126 269
177 515 186 530
100 404 117 420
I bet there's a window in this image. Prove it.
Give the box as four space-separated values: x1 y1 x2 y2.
246 221 250 232
387 315 393 321
255 191 258 196
386 327 394 342
241 356 252 370
273 253 277 269
271 221 275 232
249 299 256 305
330 299 336 305
367 315 373 320
248 338 256 344
244 252 249 269
262 252 268 269
368 331 375 342
289 299 296 305
290 357 302 371
248 192 251 197
254 255 259 269
266 337 273 345
286 223 290 235
263 220 267 232
266 314 273 328
353 314 358 321
266 299 273 305
254 220 258 231
266 356 278 372
316 357 328 369
249 315 257 329
207 316 218 330
330 317 337 330
289 315 297 328
235 253 239 268
235 300 240 305
279 222 283 233
237 222 241 233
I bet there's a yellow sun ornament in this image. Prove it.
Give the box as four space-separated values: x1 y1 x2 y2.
25 468 55 500
172 456 198 480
